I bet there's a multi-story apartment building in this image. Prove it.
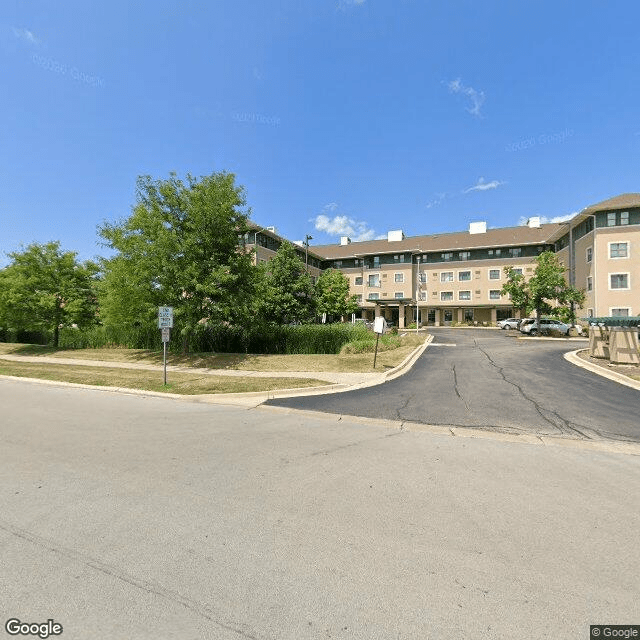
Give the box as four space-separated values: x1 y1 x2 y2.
245 193 639 328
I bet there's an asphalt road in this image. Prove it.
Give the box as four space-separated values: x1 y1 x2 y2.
0 378 639 639
267 328 640 443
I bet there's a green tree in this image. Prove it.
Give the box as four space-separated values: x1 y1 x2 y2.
98 172 257 352
501 251 585 332
0 241 99 347
258 241 315 324
314 268 358 321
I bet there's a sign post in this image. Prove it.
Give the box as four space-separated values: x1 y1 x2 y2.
158 307 174 386
373 316 385 368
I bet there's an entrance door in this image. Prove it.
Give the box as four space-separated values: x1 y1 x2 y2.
444 310 453 325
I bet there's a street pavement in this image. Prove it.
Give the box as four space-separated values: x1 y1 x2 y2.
0 377 639 639
267 328 640 443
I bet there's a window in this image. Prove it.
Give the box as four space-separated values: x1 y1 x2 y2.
464 309 474 322
355 276 363 285
393 254 406 263
510 248 522 258
620 211 629 225
441 252 453 262
355 294 362 303
458 290 471 300
586 247 592 263
458 270 471 281
587 276 592 292
441 291 453 301
610 273 629 289
419 271 427 283
369 293 379 300
588 309 594 318
489 269 500 280
419 292 426 301
333 260 343 269
489 290 501 300
609 242 628 258
488 249 502 257
373 256 380 267
512 268 523 275
441 271 454 282
611 308 630 317
354 259 362 267
394 273 404 283
394 292 404 299
607 212 616 226
368 274 380 287
459 251 470 260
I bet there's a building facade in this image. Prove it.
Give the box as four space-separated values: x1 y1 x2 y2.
247 193 640 328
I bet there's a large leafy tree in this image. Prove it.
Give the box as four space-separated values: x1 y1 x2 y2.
501 251 585 331
98 172 257 352
258 241 315 324
0 241 99 347
314 268 358 320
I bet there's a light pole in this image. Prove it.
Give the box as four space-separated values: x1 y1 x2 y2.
415 255 420 331
304 234 313 271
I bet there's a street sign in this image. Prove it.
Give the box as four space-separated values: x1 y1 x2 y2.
161 327 170 343
374 316 385 335
158 306 173 328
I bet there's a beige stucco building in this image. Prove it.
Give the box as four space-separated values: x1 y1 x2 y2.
246 193 640 328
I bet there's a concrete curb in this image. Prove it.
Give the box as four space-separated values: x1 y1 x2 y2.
257 405 640 457
0 336 434 406
564 350 640 392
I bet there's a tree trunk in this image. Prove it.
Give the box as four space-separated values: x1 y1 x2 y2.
54 324 59 348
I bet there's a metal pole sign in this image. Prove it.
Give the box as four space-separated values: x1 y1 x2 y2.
158 306 173 328
373 316 385 368
158 307 173 385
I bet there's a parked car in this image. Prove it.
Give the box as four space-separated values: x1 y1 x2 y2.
519 318 536 334
497 317 520 330
521 318 583 336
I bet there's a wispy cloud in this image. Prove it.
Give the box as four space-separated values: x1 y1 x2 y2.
12 27 39 45
425 192 447 209
448 78 485 117
464 177 504 193
312 204 377 241
518 212 577 225
338 0 366 10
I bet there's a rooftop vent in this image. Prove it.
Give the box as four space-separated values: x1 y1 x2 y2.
469 221 487 234
340 236 351 245
266 226 277 234
527 216 541 228
387 230 404 242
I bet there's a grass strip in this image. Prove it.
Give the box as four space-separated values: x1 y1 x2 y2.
0 361 329 395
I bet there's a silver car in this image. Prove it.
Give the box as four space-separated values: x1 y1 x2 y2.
497 317 520 330
522 318 583 336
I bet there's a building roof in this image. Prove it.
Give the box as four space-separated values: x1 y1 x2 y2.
580 193 640 214
311 223 567 260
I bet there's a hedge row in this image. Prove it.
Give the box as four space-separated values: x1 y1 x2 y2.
51 322 372 355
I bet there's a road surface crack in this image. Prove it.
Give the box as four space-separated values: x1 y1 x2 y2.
474 341 592 439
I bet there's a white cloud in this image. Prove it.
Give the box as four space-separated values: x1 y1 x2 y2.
337 0 366 10
312 204 377 241
12 27 39 45
448 78 485 117
464 177 504 193
425 192 447 209
518 212 577 225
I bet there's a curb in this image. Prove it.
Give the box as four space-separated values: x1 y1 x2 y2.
564 350 640 392
257 405 640 457
0 336 433 406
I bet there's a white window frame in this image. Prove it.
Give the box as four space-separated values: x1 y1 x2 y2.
441 271 454 283
369 292 380 300
587 309 594 318
609 273 630 290
367 273 381 287
586 276 592 292
458 290 471 300
394 272 404 283
609 307 631 317
608 241 629 259
440 291 453 301
586 247 592 263
488 269 501 280
458 270 471 281
394 291 404 299
489 290 501 300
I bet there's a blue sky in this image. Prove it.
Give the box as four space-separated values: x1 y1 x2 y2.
1 0 639 265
